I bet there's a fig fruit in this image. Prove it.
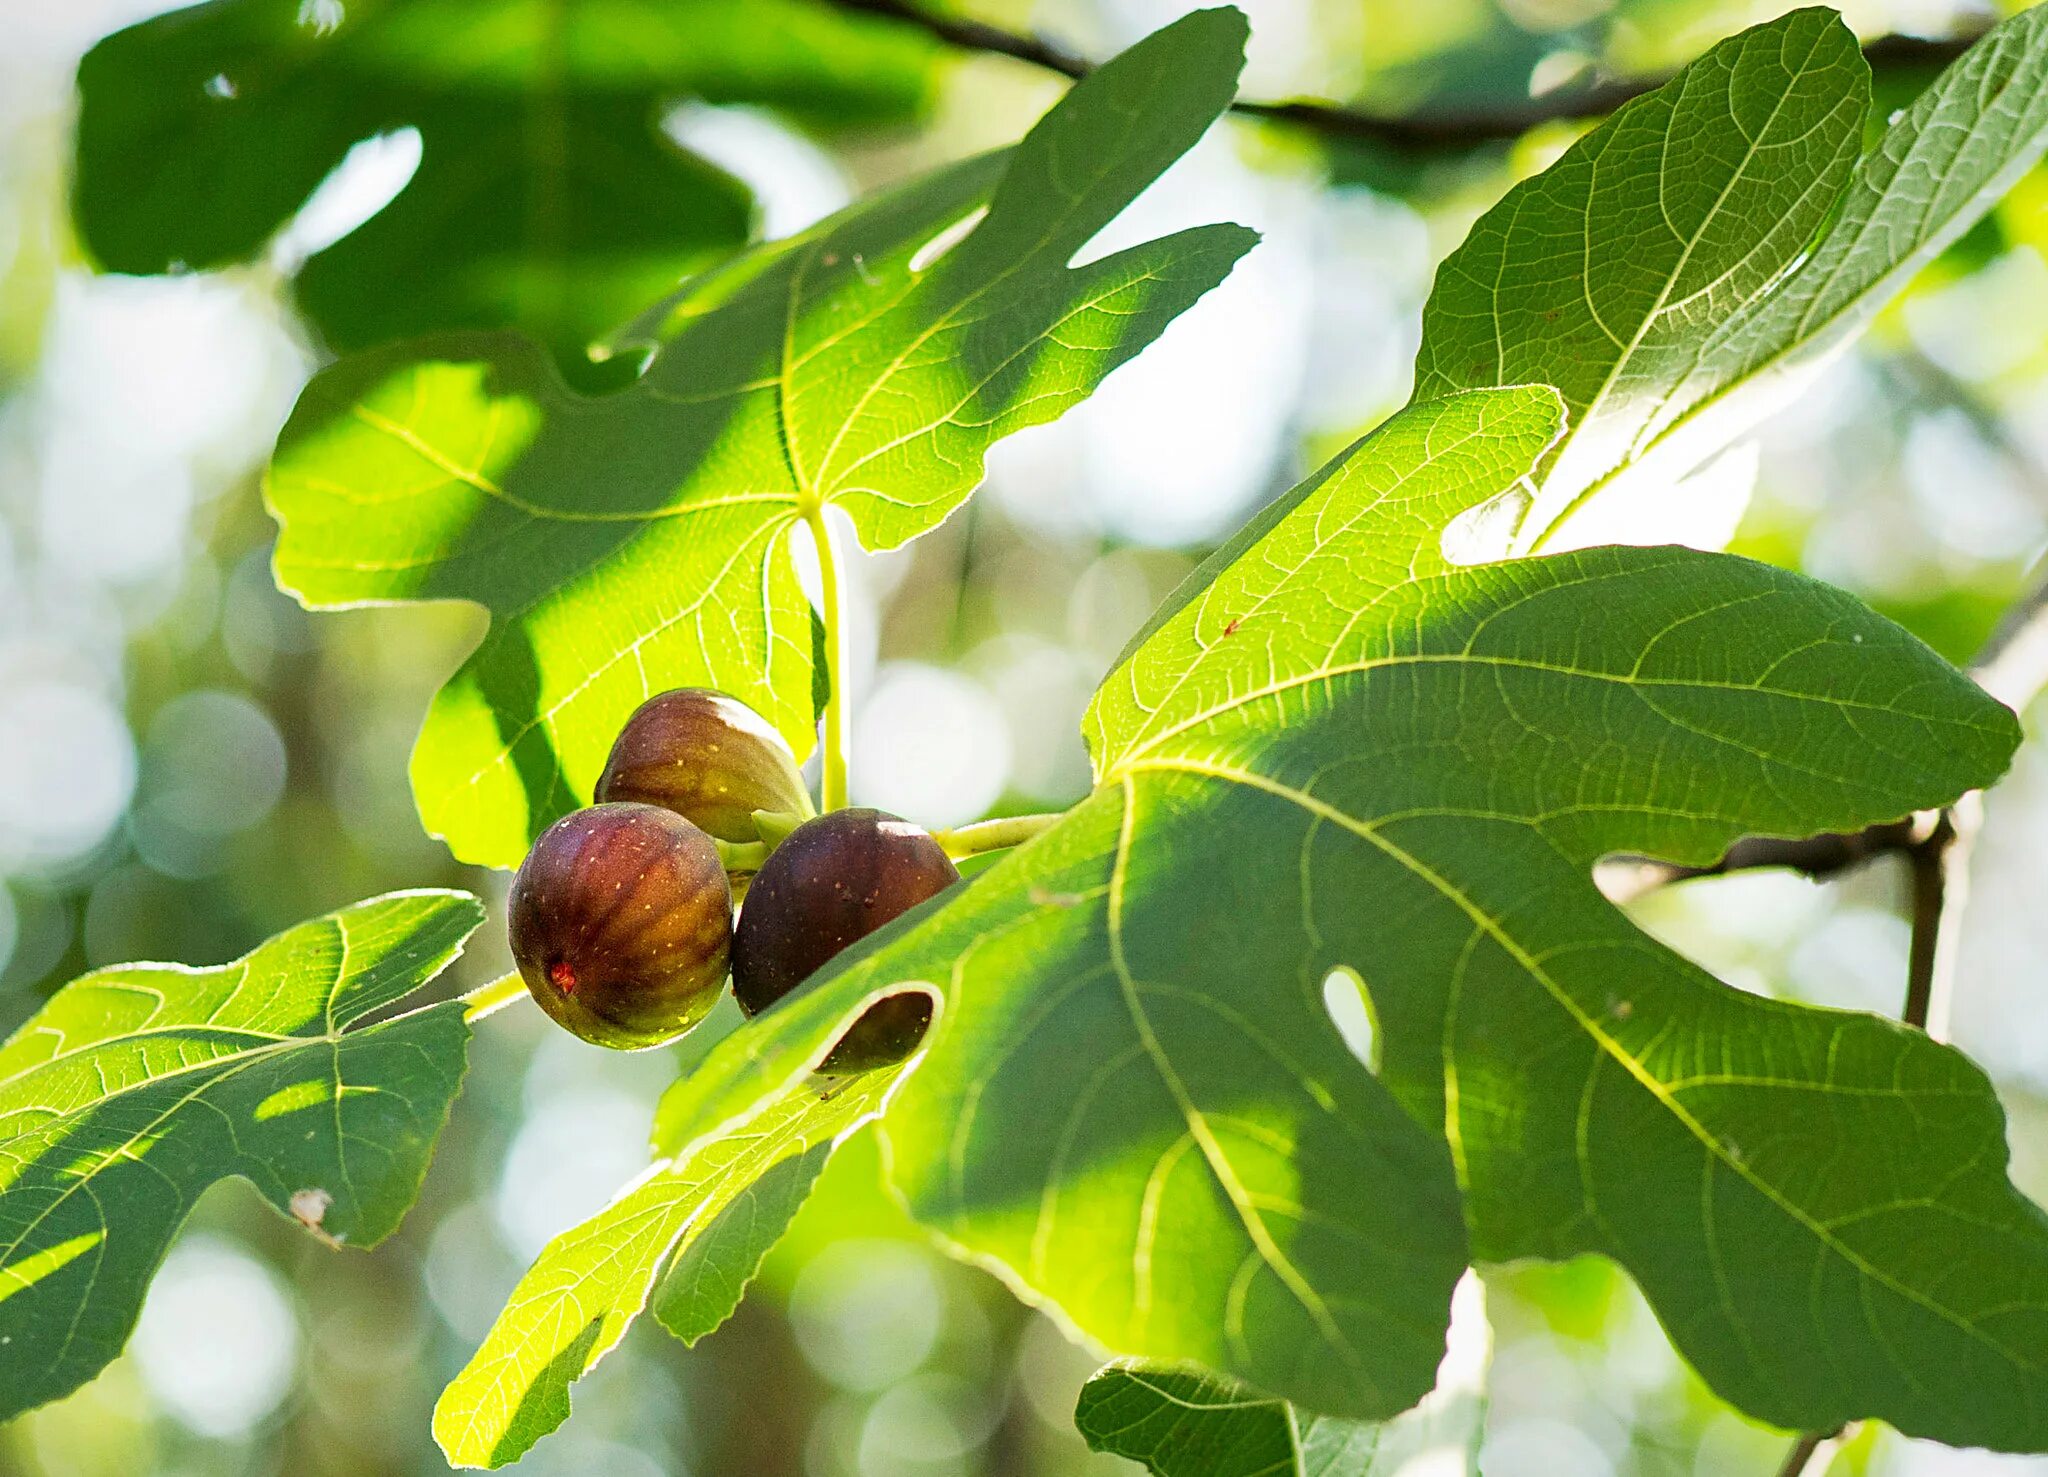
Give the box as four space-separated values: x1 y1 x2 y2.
730 808 959 1072
596 688 811 844
509 802 733 1049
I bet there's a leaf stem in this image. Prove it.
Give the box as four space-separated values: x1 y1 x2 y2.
931 812 1064 859
461 972 529 1022
804 504 851 813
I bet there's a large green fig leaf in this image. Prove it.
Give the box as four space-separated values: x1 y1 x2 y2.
0 891 484 1421
266 7 1258 868
73 0 936 362
657 386 2045 1446
1417 3 2048 550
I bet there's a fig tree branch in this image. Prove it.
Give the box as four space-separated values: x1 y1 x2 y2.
1902 809 1959 1031
1594 820 1925 905
825 0 1984 152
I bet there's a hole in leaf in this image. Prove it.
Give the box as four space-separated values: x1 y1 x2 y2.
664 102 849 240
909 206 988 274
273 127 421 268
297 0 345 36
1322 965 1378 1072
1439 1269 1492 1393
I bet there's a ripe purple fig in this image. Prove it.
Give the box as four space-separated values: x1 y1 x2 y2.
595 688 811 844
509 802 733 1049
730 808 959 1072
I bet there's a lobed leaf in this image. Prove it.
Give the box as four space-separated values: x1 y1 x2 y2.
0 890 484 1421
433 1069 894 1468
1416 3 2048 550
266 7 1259 868
649 1140 824 1347
666 383 2045 1446
73 0 937 363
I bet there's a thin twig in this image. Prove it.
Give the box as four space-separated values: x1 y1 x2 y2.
1902 810 1956 1029
1917 791 1984 1040
1595 820 1922 905
1773 1428 1838 1477
829 0 1092 81
1871 385 2048 1040
826 0 1983 152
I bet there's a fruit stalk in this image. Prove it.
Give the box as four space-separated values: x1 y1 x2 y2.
461 972 530 1021
930 812 1063 858
715 838 771 872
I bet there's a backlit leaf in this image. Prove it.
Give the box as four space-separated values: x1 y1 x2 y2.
1416 3 2048 551
0 891 483 1421
662 384 2043 1446
266 7 1258 867
433 1066 895 1468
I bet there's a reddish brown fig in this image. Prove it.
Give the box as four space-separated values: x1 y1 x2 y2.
730 808 959 1072
595 688 811 844
509 802 733 1049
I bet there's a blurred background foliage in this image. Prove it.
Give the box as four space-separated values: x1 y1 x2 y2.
3 0 2048 1473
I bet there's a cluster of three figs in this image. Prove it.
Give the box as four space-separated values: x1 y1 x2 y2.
509 690 958 1073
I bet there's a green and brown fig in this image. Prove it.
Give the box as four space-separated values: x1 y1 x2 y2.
596 688 812 844
730 807 959 1072
509 802 733 1049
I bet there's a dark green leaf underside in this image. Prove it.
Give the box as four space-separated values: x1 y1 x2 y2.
74 0 938 360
